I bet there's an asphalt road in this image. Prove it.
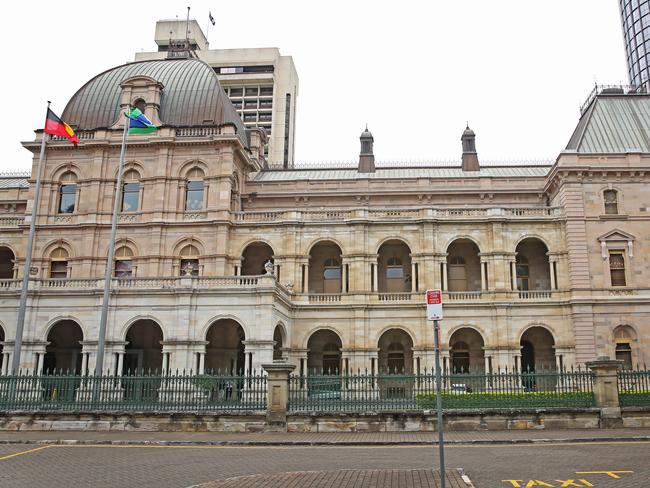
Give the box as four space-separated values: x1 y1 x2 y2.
0 440 647 488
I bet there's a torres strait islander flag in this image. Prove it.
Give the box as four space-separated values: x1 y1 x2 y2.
127 107 157 134
44 109 79 145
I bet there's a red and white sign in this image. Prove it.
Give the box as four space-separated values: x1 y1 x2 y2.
426 289 443 320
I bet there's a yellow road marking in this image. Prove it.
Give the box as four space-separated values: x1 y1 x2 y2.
41 440 650 450
0 444 53 460
575 471 634 479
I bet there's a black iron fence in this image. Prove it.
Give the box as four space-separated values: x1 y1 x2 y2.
0 370 267 412
288 368 596 412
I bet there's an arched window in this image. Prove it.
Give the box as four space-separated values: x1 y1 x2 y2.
185 167 205 211
49 247 69 279
133 98 146 113
604 190 619 215
121 169 140 212
179 244 200 276
114 246 134 278
386 257 404 279
58 172 77 214
516 255 530 291
323 258 341 280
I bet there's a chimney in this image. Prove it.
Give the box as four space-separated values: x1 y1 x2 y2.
358 125 375 173
461 125 480 171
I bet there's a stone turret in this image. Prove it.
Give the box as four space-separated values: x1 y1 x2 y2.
358 126 375 173
461 125 480 171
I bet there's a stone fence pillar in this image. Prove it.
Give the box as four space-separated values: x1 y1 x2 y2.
262 362 295 431
586 357 623 428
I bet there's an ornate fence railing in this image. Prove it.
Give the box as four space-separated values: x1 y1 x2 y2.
618 368 650 406
288 369 595 412
0 371 267 412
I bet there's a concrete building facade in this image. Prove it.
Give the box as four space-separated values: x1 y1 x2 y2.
0 58 648 377
135 19 299 167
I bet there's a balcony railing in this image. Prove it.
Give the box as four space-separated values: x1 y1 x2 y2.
234 207 562 224
0 216 25 227
518 290 552 299
377 292 413 301
445 291 482 301
0 276 276 292
308 293 342 302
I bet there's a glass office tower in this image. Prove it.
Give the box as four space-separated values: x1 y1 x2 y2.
620 0 650 86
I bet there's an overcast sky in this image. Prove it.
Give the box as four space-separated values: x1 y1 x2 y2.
2 0 627 170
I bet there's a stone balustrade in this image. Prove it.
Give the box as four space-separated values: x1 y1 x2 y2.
0 216 25 227
233 206 563 224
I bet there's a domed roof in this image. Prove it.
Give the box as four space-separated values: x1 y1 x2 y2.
62 58 247 145
360 125 373 139
462 125 475 137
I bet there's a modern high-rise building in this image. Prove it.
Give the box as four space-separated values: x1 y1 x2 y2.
619 0 650 86
135 19 299 167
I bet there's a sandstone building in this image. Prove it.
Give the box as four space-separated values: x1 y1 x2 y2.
0 59 648 377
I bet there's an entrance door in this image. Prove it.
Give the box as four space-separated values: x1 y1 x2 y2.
521 340 536 390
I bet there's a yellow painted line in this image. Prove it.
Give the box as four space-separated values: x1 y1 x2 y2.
48 440 650 450
0 444 53 460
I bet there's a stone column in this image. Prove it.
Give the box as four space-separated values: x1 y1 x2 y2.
586 357 623 427
36 353 45 375
510 261 517 290
549 258 557 290
263 362 296 431
198 352 206 374
411 260 418 292
303 261 309 293
116 352 125 376
372 258 378 292
442 262 448 291
479 257 488 291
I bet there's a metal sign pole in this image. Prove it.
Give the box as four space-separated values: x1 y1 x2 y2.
434 318 446 488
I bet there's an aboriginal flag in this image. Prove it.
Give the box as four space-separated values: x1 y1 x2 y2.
44 109 79 145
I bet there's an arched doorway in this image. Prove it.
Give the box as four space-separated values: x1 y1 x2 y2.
449 328 485 373
307 330 342 374
613 325 638 369
520 326 555 372
123 320 163 373
378 329 413 374
446 239 481 291
0 247 15 279
377 240 412 293
515 239 550 291
241 242 274 276
308 241 343 293
44 320 83 373
205 319 246 374
377 328 414 400
273 324 286 361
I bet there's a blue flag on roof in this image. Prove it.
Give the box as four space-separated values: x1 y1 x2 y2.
127 108 157 134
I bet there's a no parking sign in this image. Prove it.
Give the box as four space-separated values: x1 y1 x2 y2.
426 289 443 320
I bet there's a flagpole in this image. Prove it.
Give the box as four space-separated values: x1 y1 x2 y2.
11 102 51 374
95 108 129 376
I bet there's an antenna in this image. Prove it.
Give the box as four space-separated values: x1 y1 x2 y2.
185 6 191 42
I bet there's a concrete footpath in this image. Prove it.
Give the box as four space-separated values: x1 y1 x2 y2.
0 428 648 446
